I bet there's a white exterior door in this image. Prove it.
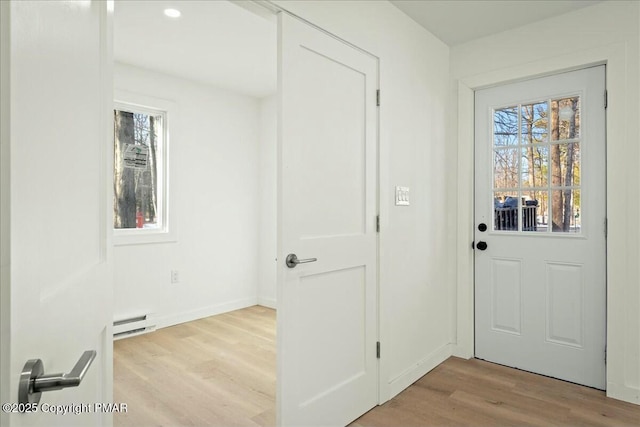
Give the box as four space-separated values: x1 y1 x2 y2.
474 66 606 389
277 12 379 427
2 2 113 426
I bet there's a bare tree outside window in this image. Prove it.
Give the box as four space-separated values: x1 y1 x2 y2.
551 97 580 232
113 106 163 230
492 97 581 233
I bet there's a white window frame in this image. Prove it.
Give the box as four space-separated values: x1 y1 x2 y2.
113 90 177 245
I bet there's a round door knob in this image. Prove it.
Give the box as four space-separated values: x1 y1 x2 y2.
476 241 488 251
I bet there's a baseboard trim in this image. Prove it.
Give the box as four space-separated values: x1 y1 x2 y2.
156 297 258 329
257 297 276 309
607 381 640 405
387 343 453 400
452 344 474 360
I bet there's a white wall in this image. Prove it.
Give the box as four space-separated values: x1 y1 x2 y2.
273 1 453 402
451 1 640 404
113 63 263 327
257 95 278 308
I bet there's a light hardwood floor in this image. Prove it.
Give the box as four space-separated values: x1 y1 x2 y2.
351 357 640 427
114 305 276 427
114 306 640 427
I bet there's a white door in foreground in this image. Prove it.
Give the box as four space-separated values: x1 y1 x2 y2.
277 12 379 427
3 2 113 426
474 66 606 389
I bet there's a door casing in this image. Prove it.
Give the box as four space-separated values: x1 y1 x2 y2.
0 1 12 422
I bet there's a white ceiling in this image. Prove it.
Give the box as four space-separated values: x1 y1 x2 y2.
114 1 277 98
114 1 603 98
391 0 602 46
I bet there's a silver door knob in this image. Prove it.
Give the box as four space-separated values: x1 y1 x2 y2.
19 350 96 404
286 253 317 268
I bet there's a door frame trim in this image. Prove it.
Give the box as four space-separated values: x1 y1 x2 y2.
255 0 379 60
0 2 11 424
454 43 635 402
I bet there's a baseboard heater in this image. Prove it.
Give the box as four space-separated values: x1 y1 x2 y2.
113 313 156 340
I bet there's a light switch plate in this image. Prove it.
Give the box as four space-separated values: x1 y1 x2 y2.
395 186 410 206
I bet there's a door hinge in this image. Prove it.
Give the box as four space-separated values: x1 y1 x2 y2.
604 217 608 238
604 90 608 109
376 89 380 107
605 346 607 364
376 215 380 233
376 341 380 359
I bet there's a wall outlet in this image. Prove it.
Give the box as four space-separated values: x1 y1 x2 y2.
171 270 180 284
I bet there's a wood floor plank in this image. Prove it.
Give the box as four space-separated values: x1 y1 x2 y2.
115 306 639 427
114 306 276 427
352 357 640 427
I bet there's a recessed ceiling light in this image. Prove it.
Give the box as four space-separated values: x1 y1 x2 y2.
164 8 181 18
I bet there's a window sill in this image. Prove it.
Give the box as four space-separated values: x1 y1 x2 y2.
113 228 177 246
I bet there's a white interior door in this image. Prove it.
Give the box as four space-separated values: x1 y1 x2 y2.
2 2 113 426
474 66 606 389
277 12 379 427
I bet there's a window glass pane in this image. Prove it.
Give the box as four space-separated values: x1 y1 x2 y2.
489 97 582 236
521 146 548 188
551 190 581 233
550 143 580 188
522 190 548 232
493 107 518 146
551 97 580 141
521 102 548 144
114 109 163 229
494 192 519 232
494 148 519 189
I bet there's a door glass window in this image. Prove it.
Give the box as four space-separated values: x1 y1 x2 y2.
492 97 581 233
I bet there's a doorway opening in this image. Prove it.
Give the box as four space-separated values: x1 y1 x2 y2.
112 1 278 424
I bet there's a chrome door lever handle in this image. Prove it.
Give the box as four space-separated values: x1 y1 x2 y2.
285 253 318 268
19 350 97 404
